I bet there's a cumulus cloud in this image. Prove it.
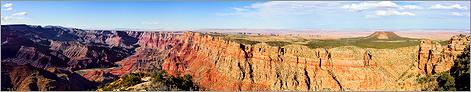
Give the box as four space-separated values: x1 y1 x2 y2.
342 1 424 11
2 3 13 11
375 10 415 16
1 3 30 22
430 4 469 10
400 5 423 10
342 1 421 18
2 3 12 8
342 1 399 12
218 1 469 20
365 10 415 18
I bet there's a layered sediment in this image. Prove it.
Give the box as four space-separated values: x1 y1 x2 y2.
113 32 425 91
418 34 470 75
2 25 468 91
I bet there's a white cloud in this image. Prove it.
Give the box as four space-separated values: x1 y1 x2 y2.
2 3 12 8
232 7 248 12
400 5 423 10
219 1 347 17
11 11 27 16
2 11 28 20
378 10 415 16
450 12 463 16
342 1 421 18
219 1 459 20
342 1 424 11
430 4 469 10
2 3 13 11
342 1 399 12
0 16 30 24
4 7 12 11
366 10 415 18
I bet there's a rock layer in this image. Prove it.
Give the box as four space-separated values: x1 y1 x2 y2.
418 34 470 75
1 24 135 70
1 62 96 91
112 32 423 91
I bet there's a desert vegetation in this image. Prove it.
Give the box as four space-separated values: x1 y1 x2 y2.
418 47 470 91
266 41 292 47
97 70 199 91
208 32 421 49
303 36 420 49
149 70 199 91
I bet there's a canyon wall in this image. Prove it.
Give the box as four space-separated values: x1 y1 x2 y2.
1 25 136 70
112 32 425 91
418 34 470 75
2 25 469 91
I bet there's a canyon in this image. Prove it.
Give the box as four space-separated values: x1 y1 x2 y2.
1 24 469 91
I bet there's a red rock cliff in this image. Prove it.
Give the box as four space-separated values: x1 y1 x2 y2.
112 32 423 91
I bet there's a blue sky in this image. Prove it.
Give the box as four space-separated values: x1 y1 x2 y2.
1 1 470 30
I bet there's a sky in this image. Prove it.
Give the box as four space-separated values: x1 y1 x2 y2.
1 1 470 30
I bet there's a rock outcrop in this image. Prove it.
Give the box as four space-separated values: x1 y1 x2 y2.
81 69 117 84
363 50 372 66
1 62 96 91
418 34 470 75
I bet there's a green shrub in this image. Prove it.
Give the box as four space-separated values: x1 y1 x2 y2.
150 70 199 91
437 73 456 91
303 38 419 49
97 73 144 91
304 39 350 49
231 39 260 45
122 73 143 86
417 76 431 84
433 47 469 91
151 70 167 82
266 41 291 47
449 46 470 91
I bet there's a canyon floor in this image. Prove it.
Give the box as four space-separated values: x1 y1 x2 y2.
1 25 469 91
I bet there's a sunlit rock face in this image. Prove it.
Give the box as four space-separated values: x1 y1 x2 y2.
2 25 468 91
418 34 470 75
112 31 429 91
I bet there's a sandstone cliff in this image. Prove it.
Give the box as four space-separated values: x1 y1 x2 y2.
111 32 423 91
418 34 470 75
2 25 468 91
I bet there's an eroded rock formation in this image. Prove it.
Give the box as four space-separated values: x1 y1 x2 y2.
1 63 96 91
418 34 470 75
111 32 421 91
1 24 136 70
